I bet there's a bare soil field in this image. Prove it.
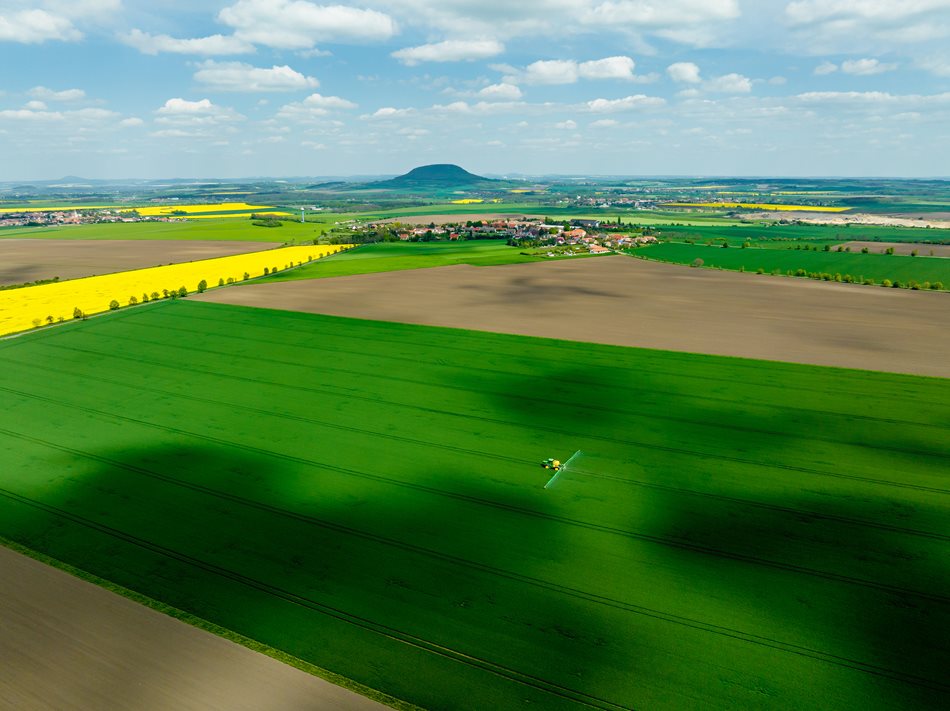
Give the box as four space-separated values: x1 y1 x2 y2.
375 213 542 225
838 241 950 257
199 255 950 377
893 211 950 220
0 545 389 711
741 211 950 229
0 239 276 286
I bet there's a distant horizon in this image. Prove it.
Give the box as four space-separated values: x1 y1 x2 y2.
3 170 950 185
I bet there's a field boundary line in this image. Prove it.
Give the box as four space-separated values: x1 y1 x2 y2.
0 489 631 711
108 310 950 432
0 537 418 711
155 303 950 404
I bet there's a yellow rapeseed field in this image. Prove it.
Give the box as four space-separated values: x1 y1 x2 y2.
0 205 120 214
0 244 351 337
450 199 484 204
131 202 274 216
664 202 849 212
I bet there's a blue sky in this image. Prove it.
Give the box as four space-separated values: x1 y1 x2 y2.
1 0 949 179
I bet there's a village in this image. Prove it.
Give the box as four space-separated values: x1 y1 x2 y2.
0 208 178 229
364 216 658 254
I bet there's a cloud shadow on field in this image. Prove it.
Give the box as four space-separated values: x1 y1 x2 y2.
6 441 641 710
640 473 950 709
451 364 634 430
457 272 623 306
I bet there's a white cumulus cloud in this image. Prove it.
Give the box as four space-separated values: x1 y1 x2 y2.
478 83 523 101
121 29 255 56
277 92 358 120
704 73 752 93
0 9 81 44
155 98 244 126
29 86 85 101
508 56 642 85
587 94 666 112
392 39 504 65
193 61 319 92
667 62 702 83
841 58 898 75
219 0 397 50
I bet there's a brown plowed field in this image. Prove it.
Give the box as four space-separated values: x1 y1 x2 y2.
0 546 389 711
0 239 276 286
837 241 950 257
199 255 950 377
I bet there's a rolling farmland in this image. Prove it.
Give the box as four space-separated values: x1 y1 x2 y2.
0 219 328 243
634 242 950 287
0 244 350 336
260 240 577 282
0 300 947 710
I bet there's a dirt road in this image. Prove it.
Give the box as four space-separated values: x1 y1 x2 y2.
198 255 950 378
0 545 390 711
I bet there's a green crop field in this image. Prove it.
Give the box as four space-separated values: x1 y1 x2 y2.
0 218 329 243
260 240 593 282
0 300 947 710
654 223 950 246
633 243 950 287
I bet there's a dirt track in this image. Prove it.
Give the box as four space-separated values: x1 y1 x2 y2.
0 239 276 286
0 545 388 711
199 255 950 378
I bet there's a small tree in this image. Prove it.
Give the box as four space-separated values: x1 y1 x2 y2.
46 315 54 324
911 249 918 257
861 247 869 254
885 247 895 255
218 278 225 286
243 272 250 280
197 279 208 293
882 279 892 288
932 281 943 290
32 318 42 328
178 286 187 297
226 277 235 285
150 291 160 301
73 307 83 320
264 267 270 275
690 258 703 268
142 293 149 303
109 299 120 311
129 296 138 306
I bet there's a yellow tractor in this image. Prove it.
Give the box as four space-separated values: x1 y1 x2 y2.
541 457 561 472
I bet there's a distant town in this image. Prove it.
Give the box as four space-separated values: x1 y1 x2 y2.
362 217 658 254
0 208 177 229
